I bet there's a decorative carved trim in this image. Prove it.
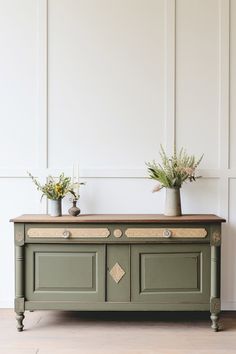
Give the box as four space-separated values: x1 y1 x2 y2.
211 231 221 246
109 263 125 283
210 297 221 314
16 232 24 243
125 228 207 238
15 224 25 245
27 227 110 238
113 229 123 238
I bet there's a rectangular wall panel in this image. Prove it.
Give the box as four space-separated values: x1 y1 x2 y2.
175 0 219 169
179 178 219 214
48 0 165 169
0 178 41 307
0 1 39 168
230 0 236 168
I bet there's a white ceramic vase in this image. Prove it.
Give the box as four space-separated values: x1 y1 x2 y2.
49 198 62 217
165 188 182 216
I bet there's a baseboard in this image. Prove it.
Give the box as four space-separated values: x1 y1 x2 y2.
0 300 14 308
222 302 236 311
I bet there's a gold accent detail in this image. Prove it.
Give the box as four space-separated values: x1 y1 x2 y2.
113 229 122 238
27 228 110 238
125 228 207 238
211 231 221 246
16 232 24 242
109 263 125 283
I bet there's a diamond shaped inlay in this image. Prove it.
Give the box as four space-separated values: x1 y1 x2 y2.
109 262 125 283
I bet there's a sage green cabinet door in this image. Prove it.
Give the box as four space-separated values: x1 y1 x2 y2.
25 244 105 301
107 245 130 302
131 244 210 304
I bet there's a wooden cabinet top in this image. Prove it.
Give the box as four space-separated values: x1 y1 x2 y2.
11 214 226 224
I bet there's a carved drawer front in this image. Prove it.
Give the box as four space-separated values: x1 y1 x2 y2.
125 227 207 239
27 227 110 239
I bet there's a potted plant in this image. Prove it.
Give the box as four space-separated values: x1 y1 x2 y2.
146 145 203 216
27 172 76 216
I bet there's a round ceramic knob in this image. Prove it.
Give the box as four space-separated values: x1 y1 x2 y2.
62 230 71 238
163 229 172 238
113 229 122 238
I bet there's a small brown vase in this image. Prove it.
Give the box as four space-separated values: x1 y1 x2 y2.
68 200 81 216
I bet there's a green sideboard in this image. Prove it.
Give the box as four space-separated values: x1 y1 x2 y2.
11 214 225 332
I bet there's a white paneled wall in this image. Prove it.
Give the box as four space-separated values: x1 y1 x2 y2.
0 0 235 309
48 0 165 168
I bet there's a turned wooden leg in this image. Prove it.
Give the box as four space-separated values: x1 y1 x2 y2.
16 312 25 332
210 313 219 332
15 230 25 332
210 232 221 332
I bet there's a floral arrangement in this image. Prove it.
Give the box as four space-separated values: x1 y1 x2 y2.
27 172 77 200
146 145 203 191
70 181 85 201
70 164 85 201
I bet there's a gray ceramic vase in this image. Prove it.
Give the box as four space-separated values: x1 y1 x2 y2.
164 188 182 216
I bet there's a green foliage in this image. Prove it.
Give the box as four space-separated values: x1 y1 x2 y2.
27 172 77 200
146 145 203 190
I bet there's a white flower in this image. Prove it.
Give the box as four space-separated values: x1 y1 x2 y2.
152 184 162 193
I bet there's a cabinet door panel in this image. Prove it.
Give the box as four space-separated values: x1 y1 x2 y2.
131 244 210 304
25 244 105 301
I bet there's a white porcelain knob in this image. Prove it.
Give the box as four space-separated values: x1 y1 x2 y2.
163 229 172 238
63 230 70 238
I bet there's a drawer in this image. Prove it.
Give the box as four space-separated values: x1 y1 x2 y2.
131 244 210 304
125 227 208 239
26 224 110 240
25 244 105 302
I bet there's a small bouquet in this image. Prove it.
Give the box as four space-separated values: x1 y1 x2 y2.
146 145 203 192
27 172 76 200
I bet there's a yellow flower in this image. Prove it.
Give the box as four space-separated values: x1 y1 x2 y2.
55 184 62 194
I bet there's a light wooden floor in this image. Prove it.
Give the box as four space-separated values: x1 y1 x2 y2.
0 310 236 354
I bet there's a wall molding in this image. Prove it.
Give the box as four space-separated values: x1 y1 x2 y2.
219 0 230 171
37 0 48 170
37 0 48 213
0 168 230 179
165 0 176 155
